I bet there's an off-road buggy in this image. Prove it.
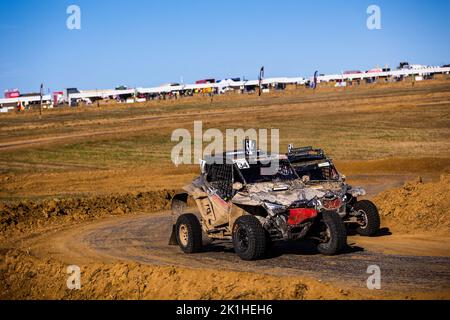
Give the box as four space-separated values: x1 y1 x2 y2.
287 145 380 237
170 142 347 261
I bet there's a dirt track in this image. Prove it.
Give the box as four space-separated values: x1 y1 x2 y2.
28 211 450 295
2 173 450 299
3 172 450 298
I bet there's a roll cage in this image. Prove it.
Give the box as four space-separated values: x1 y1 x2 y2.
287 146 341 182
202 151 299 200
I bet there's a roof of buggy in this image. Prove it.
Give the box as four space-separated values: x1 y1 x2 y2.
203 150 286 164
287 146 327 163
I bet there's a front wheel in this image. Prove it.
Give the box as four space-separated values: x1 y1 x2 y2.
175 213 202 253
232 215 266 261
316 211 347 256
354 200 380 237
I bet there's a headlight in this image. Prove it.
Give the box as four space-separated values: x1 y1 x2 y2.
264 202 287 215
348 187 367 198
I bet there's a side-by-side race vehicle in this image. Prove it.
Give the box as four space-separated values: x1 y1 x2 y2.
170 141 370 261
286 145 380 237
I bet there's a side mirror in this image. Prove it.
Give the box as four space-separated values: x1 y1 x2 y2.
232 182 244 191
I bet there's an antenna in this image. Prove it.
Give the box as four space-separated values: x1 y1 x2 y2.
258 66 264 96
39 83 43 119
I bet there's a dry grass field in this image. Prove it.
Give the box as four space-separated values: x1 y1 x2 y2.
0 79 449 200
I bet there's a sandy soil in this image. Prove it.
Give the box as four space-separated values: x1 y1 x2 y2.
1 209 450 300
0 249 400 300
375 175 450 234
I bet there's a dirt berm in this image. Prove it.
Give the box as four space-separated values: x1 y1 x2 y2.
3 249 448 300
0 190 175 240
0 249 326 300
374 175 450 234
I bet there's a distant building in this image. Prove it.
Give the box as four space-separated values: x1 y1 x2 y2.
398 62 410 70
343 70 362 75
53 91 64 106
65 88 80 106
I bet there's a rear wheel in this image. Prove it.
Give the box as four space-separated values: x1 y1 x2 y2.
354 200 380 237
175 213 202 253
316 211 347 255
232 215 266 261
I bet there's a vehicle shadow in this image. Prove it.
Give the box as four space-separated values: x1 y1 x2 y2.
373 227 392 237
201 238 235 254
346 227 392 238
267 240 364 259
200 239 364 259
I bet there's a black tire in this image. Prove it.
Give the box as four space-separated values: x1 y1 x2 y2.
175 213 202 253
317 211 347 256
354 200 380 237
232 215 266 261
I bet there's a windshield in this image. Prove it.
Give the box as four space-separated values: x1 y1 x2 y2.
293 162 340 182
239 160 299 184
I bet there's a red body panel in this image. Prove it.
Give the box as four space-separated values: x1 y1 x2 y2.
288 208 318 226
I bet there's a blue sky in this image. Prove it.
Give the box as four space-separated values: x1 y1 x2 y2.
0 0 449 93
